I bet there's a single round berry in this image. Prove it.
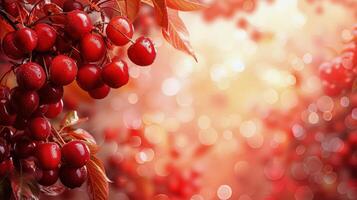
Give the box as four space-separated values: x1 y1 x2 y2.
35 142 61 170
14 28 38 53
13 138 36 158
88 84 110 99
34 23 57 52
45 100 63 119
127 36 156 66
61 141 90 167
0 138 10 162
16 62 46 91
101 59 129 88
59 165 87 188
80 33 106 62
65 10 93 39
106 16 134 46
2 32 25 59
10 87 39 117
50 55 78 85
38 83 64 104
28 117 51 141
76 64 102 91
63 0 83 12
36 168 59 186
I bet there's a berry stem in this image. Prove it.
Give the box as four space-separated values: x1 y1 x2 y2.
30 13 65 26
95 22 135 44
27 0 47 25
52 127 65 146
96 0 113 6
0 9 19 30
100 7 122 15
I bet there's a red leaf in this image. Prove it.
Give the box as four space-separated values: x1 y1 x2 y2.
167 0 207 11
152 0 169 28
39 182 65 196
63 129 99 154
162 9 197 61
10 172 40 200
125 0 141 21
86 156 110 200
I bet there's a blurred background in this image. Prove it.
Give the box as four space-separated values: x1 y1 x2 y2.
82 0 357 199
3 0 357 199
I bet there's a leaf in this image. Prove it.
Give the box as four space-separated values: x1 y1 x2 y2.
10 173 40 200
125 0 141 21
86 156 110 200
63 129 99 154
39 182 65 196
166 0 207 11
69 129 97 144
162 9 197 61
152 0 169 28
60 111 88 129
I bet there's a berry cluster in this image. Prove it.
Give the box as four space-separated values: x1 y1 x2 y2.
0 0 157 195
1 0 157 99
0 126 90 188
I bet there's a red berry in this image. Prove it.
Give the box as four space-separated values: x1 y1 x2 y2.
45 100 63 119
13 138 36 158
101 59 129 88
127 36 156 66
28 117 51 141
106 16 134 46
34 23 57 52
88 84 110 99
0 102 16 126
65 10 93 39
0 138 10 162
59 165 87 188
2 32 25 59
80 33 106 62
36 168 59 186
14 28 38 53
63 0 83 12
35 142 61 170
38 83 64 104
10 87 39 117
50 55 78 85
61 141 90 167
16 62 46 91
76 64 102 91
